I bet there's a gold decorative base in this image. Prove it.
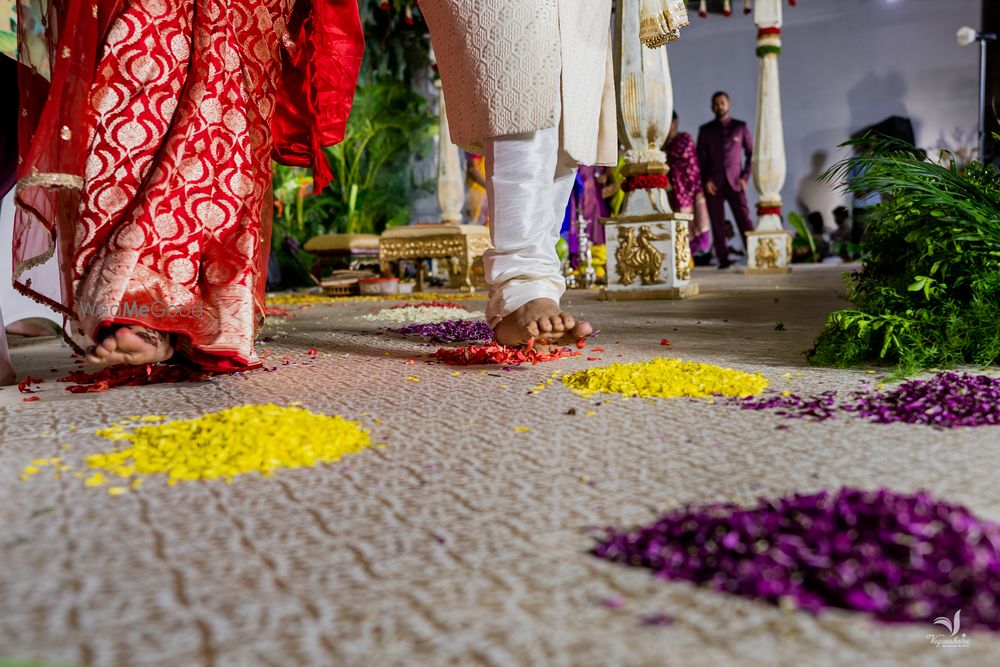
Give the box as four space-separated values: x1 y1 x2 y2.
744 266 791 275
599 283 699 301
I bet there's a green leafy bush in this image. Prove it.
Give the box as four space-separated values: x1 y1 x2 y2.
269 3 435 286
808 139 1000 374
324 78 436 235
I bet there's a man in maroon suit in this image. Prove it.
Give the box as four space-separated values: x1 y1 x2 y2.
696 91 755 269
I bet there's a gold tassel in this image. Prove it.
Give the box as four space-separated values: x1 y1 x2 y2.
639 0 690 48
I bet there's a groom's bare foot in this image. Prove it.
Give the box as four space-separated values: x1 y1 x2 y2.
493 298 593 347
85 325 174 366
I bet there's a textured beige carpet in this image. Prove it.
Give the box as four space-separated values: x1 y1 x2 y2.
1 265 998 667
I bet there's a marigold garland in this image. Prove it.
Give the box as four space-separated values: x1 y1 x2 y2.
563 358 768 399
86 404 372 485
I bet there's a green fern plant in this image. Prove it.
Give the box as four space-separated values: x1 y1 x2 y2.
808 137 1000 374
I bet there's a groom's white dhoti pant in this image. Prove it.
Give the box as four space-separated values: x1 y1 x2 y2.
483 123 579 329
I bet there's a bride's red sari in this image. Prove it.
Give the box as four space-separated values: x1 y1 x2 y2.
14 0 362 370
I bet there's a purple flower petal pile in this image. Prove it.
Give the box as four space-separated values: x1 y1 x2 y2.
737 372 1000 429
845 372 1000 428
739 390 839 422
593 487 1000 629
387 318 493 343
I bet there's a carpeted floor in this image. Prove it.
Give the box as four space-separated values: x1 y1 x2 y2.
1 265 997 667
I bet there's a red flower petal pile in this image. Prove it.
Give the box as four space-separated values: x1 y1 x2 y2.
58 364 216 393
434 338 581 366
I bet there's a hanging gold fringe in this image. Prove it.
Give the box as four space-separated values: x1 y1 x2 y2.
639 0 690 48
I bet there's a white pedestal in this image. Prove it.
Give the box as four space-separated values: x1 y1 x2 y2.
600 213 699 300
745 229 793 274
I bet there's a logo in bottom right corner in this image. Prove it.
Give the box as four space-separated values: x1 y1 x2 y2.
927 610 972 648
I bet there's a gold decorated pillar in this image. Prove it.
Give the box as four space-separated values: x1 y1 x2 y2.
602 0 698 300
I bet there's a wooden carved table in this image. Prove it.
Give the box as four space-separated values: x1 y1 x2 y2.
379 224 492 292
303 233 381 282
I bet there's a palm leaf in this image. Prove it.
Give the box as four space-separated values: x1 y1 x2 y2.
787 211 817 262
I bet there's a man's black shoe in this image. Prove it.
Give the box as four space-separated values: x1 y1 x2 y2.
717 259 733 270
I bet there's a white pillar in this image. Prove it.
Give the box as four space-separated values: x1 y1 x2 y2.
435 84 465 223
746 0 792 272
617 0 674 216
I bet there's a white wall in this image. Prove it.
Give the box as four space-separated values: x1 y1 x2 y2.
667 0 982 218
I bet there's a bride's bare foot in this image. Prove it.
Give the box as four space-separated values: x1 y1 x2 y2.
85 325 174 366
493 298 593 347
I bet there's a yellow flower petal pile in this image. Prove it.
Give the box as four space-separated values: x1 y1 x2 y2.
86 404 372 485
267 292 486 306
563 358 768 399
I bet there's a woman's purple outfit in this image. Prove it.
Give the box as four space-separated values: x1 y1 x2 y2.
665 132 712 256
566 165 608 259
